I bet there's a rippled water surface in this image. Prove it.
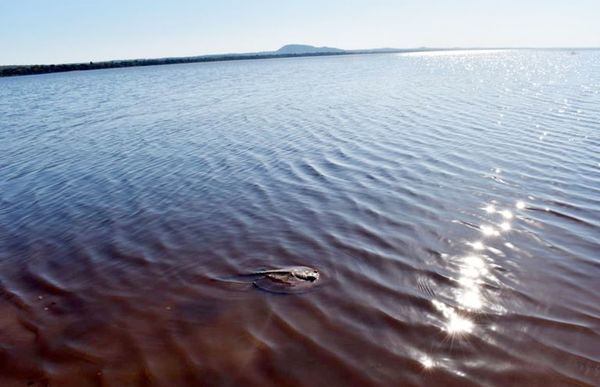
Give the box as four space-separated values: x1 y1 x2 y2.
1 50 599 386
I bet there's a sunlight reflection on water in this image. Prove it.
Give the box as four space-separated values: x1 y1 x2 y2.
433 198 528 340
399 49 508 57
1 48 598 385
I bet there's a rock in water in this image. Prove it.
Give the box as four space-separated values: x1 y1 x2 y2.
252 266 320 294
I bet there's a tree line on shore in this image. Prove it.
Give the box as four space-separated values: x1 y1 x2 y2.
0 51 395 77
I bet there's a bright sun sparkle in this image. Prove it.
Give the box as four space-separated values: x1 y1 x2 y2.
447 313 474 334
420 355 434 369
483 204 496 214
432 300 475 335
400 49 507 57
480 225 499 237
464 255 485 268
458 289 483 310
471 241 485 250
460 265 480 278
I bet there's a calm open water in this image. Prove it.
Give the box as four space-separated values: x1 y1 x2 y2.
1 50 599 386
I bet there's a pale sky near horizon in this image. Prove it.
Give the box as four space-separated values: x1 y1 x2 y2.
1 0 599 65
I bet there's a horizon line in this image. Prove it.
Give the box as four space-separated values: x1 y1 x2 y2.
1 46 598 78
2 45 600 68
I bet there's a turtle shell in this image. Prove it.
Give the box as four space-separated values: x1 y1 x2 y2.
253 271 319 294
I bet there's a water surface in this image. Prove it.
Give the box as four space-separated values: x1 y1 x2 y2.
1 50 599 386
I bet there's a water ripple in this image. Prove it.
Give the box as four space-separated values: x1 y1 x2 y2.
0 49 599 385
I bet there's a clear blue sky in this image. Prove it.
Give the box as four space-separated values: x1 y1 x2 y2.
1 0 599 65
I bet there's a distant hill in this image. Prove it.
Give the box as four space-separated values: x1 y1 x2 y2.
274 44 344 55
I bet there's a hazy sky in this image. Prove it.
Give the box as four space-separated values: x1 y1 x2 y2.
1 0 599 65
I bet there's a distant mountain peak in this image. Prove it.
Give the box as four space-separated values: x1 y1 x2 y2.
275 44 344 55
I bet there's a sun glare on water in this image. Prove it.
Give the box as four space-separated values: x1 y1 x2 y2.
399 49 507 57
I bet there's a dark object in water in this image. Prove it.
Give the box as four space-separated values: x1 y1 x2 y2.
252 266 320 294
215 266 321 294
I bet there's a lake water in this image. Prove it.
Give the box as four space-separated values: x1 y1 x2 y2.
0 50 599 386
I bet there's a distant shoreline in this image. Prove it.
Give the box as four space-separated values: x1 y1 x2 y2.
0 47 593 78
0 49 429 78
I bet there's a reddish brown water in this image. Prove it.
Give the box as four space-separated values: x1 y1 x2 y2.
1 50 599 386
